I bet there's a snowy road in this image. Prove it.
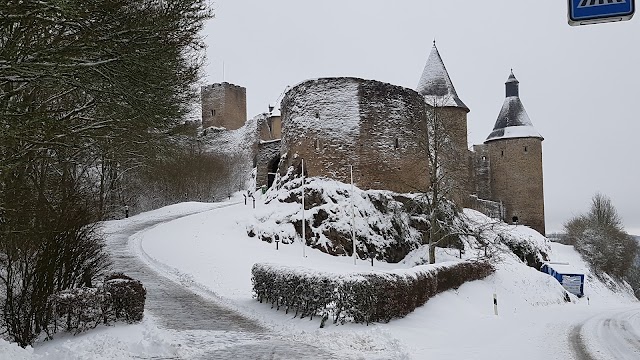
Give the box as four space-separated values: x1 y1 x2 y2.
103 203 337 359
572 308 640 360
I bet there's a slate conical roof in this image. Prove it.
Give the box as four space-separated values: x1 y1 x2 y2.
416 43 469 111
485 71 543 143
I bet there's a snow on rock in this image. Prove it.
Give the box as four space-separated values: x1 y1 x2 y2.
249 175 425 262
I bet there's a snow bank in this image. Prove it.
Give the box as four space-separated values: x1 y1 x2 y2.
32 315 177 360
0 316 177 360
132 199 636 360
0 339 34 360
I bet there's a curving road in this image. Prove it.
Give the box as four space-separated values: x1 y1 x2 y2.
571 308 640 360
103 204 337 359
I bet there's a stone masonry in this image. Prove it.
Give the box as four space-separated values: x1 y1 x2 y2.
486 137 545 235
199 46 547 236
201 82 247 130
280 77 430 194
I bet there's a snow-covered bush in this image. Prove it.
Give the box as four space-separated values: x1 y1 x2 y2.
103 273 146 323
48 287 107 335
46 273 146 338
251 261 494 325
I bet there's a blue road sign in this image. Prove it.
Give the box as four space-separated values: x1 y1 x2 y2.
568 0 635 25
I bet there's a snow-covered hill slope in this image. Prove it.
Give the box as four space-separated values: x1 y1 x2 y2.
3 194 636 359
134 190 635 359
249 176 551 266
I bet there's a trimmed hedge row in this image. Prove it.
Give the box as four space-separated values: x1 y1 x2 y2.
252 261 494 325
47 273 146 335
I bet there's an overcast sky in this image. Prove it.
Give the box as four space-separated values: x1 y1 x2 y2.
201 0 640 235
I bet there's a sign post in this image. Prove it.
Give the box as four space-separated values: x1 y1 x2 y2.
568 0 635 26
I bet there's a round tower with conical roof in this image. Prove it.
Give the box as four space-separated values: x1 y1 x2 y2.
417 43 471 206
485 71 545 235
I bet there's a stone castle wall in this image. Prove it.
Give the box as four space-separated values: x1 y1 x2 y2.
201 83 247 130
428 105 471 207
487 137 545 235
258 115 281 141
198 77 546 236
256 140 281 189
280 77 430 193
471 144 491 200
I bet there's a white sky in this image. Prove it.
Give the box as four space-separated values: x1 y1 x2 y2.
201 0 640 235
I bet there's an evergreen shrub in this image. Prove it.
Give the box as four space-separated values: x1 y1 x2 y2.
252 261 494 325
47 273 146 336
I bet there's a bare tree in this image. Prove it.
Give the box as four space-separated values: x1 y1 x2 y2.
564 193 638 279
417 96 470 264
0 0 212 346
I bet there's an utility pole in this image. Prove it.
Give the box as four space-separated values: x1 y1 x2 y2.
302 159 306 258
350 165 356 265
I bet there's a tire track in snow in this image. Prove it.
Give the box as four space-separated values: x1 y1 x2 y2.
571 308 640 360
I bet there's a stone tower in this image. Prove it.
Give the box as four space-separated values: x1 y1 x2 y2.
416 43 470 206
485 71 545 235
280 77 430 193
201 82 247 130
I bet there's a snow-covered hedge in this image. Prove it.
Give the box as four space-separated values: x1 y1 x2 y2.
251 261 494 325
48 273 146 336
102 273 146 323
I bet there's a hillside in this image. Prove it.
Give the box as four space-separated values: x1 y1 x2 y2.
134 191 636 359
3 193 637 359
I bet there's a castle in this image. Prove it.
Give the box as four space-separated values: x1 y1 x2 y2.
201 44 546 235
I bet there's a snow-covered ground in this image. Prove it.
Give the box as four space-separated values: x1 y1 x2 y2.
136 195 637 359
2 195 637 359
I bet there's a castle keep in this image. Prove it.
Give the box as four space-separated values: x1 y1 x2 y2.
201 44 546 235
279 78 429 194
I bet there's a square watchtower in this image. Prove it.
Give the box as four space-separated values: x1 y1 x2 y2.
201 82 247 130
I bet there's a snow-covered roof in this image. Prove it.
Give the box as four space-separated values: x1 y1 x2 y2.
416 44 468 111
485 125 543 142
485 72 543 143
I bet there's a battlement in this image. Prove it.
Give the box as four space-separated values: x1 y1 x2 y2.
201 82 246 92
